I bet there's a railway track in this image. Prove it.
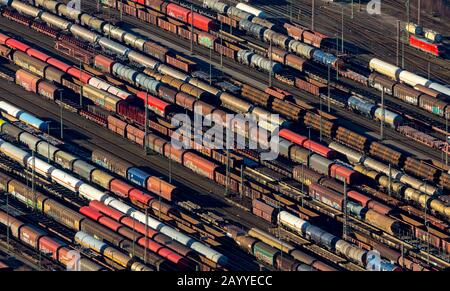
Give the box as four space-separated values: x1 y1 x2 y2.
0 20 265 269
0 233 59 271
2 0 446 222
0 153 125 270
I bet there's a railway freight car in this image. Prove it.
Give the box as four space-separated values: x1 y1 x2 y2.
368 72 449 117
91 148 179 200
0 100 48 131
126 0 217 32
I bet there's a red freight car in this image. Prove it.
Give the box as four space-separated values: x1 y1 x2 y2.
164 3 215 32
47 57 72 73
27 48 51 62
67 67 92 83
409 35 444 57
94 54 115 74
166 3 190 22
294 77 325 96
5 38 30 52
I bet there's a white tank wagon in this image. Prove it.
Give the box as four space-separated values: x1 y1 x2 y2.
203 0 229 14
